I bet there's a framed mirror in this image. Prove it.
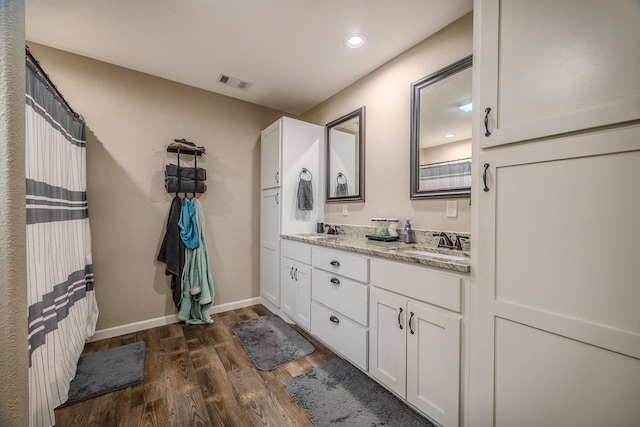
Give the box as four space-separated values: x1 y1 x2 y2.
410 55 472 199
326 106 365 202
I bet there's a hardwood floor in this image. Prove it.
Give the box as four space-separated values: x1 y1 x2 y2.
54 305 338 427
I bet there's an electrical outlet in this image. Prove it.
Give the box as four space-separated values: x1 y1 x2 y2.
446 200 457 218
342 204 348 216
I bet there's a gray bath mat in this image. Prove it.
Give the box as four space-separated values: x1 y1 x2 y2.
232 314 314 371
58 341 146 407
286 358 433 426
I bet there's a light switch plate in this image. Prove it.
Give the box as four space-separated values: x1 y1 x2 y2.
342 204 348 216
446 200 457 218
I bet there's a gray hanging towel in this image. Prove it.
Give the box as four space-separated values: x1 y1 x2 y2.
336 182 349 196
297 178 314 211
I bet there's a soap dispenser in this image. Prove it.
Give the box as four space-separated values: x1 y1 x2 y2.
403 219 413 243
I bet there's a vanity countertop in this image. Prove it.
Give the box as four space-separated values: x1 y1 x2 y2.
282 233 470 273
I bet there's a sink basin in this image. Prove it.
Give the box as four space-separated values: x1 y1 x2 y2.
402 250 468 261
392 246 469 262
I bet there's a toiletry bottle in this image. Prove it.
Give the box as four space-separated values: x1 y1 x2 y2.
403 220 413 243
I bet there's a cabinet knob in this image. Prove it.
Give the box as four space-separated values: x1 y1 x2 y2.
330 260 340 267
398 307 404 330
330 277 340 285
329 315 340 324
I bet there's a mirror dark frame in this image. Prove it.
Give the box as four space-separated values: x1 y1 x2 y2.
410 55 472 199
326 106 365 203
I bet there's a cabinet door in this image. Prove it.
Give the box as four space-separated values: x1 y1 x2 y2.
260 188 280 307
406 301 460 427
294 263 311 330
476 0 640 148
261 120 281 189
475 127 640 426
281 257 296 319
369 287 407 397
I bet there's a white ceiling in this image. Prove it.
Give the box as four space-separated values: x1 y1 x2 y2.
25 0 473 115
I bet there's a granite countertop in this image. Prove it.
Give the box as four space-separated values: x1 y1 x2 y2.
282 233 470 273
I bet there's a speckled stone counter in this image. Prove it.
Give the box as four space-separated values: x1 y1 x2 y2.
282 225 470 273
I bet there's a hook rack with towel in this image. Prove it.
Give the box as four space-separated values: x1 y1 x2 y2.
165 139 207 197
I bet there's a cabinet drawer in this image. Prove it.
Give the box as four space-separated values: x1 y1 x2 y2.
312 269 368 326
281 239 311 264
370 258 462 313
311 301 368 370
312 246 369 283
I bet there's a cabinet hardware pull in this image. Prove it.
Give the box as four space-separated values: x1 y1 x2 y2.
290 267 294 279
275 192 279 204
329 315 340 324
294 268 298 281
409 312 415 335
330 260 340 267
398 307 404 330
275 171 279 184
483 163 490 192
330 277 340 285
484 107 492 136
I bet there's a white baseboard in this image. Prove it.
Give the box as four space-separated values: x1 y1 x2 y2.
89 296 262 342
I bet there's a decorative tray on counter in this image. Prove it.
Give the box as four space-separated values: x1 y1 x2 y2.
366 234 399 242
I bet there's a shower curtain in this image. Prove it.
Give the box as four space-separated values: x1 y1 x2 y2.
25 56 99 427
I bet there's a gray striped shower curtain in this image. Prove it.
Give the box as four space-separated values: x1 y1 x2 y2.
26 58 99 427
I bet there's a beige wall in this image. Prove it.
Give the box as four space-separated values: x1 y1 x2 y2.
0 1 29 425
27 43 284 330
302 13 473 232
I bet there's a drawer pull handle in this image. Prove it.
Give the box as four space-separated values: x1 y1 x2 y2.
290 267 294 279
294 268 298 281
483 163 490 192
330 277 340 285
398 307 403 330
330 260 340 267
409 312 415 335
329 315 340 324
484 107 492 137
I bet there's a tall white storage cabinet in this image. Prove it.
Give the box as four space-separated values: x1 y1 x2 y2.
260 117 323 310
473 1 640 426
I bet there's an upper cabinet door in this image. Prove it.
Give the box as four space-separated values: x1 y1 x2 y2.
476 0 640 148
261 120 281 189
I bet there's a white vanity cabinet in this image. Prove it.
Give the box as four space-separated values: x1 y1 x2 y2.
476 0 640 148
310 246 370 370
369 258 466 427
259 117 323 310
281 240 312 330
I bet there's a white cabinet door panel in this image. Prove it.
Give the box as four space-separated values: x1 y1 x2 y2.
407 301 460 427
477 0 640 148
369 288 407 397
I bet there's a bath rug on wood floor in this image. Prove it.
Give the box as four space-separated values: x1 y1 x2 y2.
58 341 146 408
232 314 314 371
286 358 433 426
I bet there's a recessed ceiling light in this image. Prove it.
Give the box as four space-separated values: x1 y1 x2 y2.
345 33 366 49
457 102 473 112
445 134 455 138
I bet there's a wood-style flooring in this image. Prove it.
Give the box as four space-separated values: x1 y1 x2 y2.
54 305 338 427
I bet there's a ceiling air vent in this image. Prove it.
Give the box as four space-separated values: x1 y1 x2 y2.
218 74 252 91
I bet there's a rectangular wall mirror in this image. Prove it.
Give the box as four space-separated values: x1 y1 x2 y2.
326 106 365 203
410 55 472 199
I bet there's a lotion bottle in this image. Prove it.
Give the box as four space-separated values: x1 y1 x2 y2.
403 219 413 243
